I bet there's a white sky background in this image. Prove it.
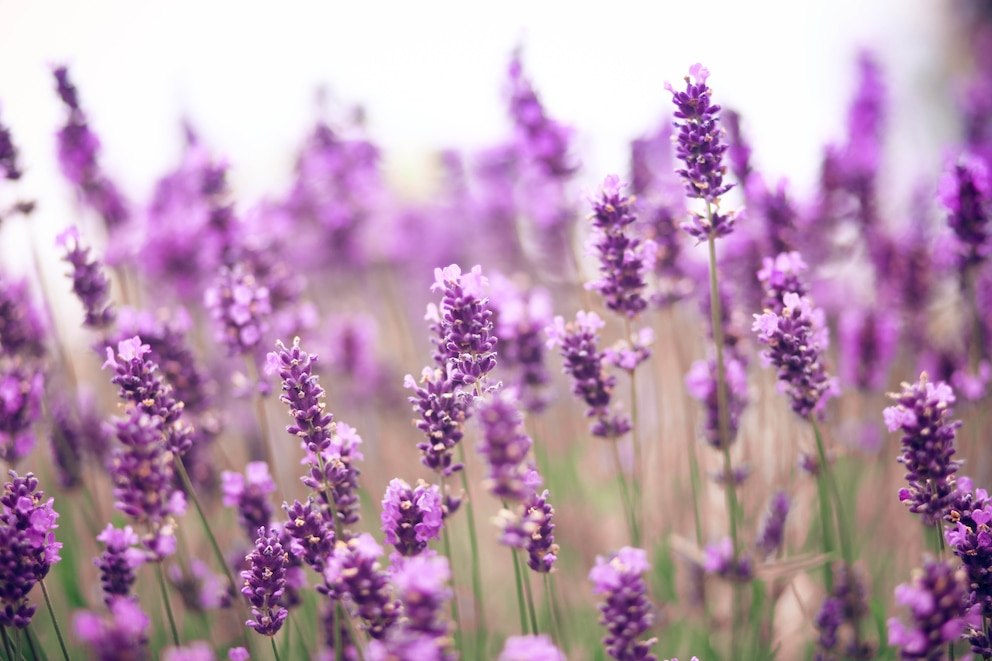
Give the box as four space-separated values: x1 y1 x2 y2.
0 0 967 271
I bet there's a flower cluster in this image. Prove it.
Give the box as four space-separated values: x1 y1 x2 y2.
884 373 962 525
546 311 631 439
507 53 575 178
283 498 334 572
268 337 334 453
685 355 748 450
324 534 399 640
241 526 289 637
303 422 364 531
756 251 809 314
754 490 790 560
477 394 538 502
56 226 115 329
0 277 47 359
753 292 838 418
93 524 144 605
489 274 553 413
0 361 44 463
887 558 975 659
944 478 992 616
205 263 271 356
73 597 150 659
429 263 498 390
499 487 558 574
0 114 21 181
372 554 454 660
405 366 469 476
938 152 990 266
380 478 443 558
702 537 753 582
498 635 566 661
585 175 656 319
813 562 872 660
222 462 276 541
589 546 657 661
0 472 61 628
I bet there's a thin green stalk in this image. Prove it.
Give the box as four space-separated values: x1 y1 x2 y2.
810 418 853 567
608 437 639 546
244 358 278 494
22 628 36 661
543 573 564 652
623 317 643 543
510 549 529 635
456 444 488 657
40 579 70 661
438 473 464 658
270 636 282 661
521 565 540 636
0 625 13 661
26 625 46 661
333 602 343 661
155 561 181 647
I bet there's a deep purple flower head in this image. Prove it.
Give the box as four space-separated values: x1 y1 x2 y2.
324 534 399 640
756 251 809 314
93 524 144 605
0 471 61 627
589 546 658 661
685 354 748 450
205 263 271 356
381 553 454 660
267 337 334 454
73 597 150 660
944 479 992 616
381 478 443 558
300 422 364 530
938 152 991 266
585 175 656 319
405 366 468 476
723 108 752 185
0 361 43 463
0 277 47 360
241 526 289 637
546 311 631 439
283 498 334 572
108 410 186 559
56 226 115 329
498 635 566 661
499 485 558 574
884 373 962 525
814 562 873 659
702 537 753 582
428 264 498 390
667 63 736 239
103 335 195 456
488 274 553 413
477 393 537 502
0 114 22 181
222 462 276 541
754 490 790 560
753 292 839 418
507 52 576 178
888 558 976 659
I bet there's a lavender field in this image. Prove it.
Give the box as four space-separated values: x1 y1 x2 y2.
1 4 992 660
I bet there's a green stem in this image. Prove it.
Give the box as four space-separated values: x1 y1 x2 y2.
270 635 282 661
244 358 278 494
521 565 540 636
810 417 853 567
26 625 45 661
0 625 13 661
456 444 488 657
40 579 70 661
543 573 564 652
23 627 37 661
438 473 464 658
608 436 639 546
510 549 529 635
623 317 643 543
155 561 181 647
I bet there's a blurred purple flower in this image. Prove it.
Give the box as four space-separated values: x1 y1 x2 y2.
489 273 553 413
888 558 976 659
477 393 536 503
498 635 566 661
756 251 809 314
74 597 150 660
93 524 144 605
0 277 47 360
702 537 753 582
938 152 991 267
163 642 216 661
324 533 399 640
205 263 271 357
685 355 748 450
754 490 790 560
380 553 455 660
222 461 276 541
56 226 115 329
0 362 43 464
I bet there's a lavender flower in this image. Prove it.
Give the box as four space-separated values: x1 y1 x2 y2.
170 557 234 612
507 52 575 178
0 361 43 463
324 533 399 640
0 277 47 359
73 597 150 660
381 478 443 558
702 537 753 582
753 292 838 418
429 264 498 389
754 490 790 560
546 311 631 439
405 366 468 476
586 175 656 319
0 472 61 627
93 524 144 604
380 553 454 660
756 251 809 314
267 337 334 454
685 355 748 450
667 63 736 239
302 422 364 530
283 498 334 572
498 635 566 661
163 642 216 661
937 152 990 266
500 487 559 573
489 274 553 413
241 526 289 637
814 562 872 660
884 374 962 525
477 394 537 502
0 113 21 181
103 336 195 456
944 479 992 616
723 108 753 185
222 462 276 541
205 263 271 356
589 546 658 661
838 307 900 392
56 226 115 329
888 558 975 659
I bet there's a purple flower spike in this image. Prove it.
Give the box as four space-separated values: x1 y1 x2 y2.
0 113 22 181
56 226 115 329
405 367 468 476
489 274 553 413
0 472 62 627
477 394 536 503
241 526 289 637
381 478 443 558
381 554 455 660
517 488 558 573
499 635 566 661
586 175 655 319
938 152 991 266
222 462 276 541
702 537 753 582
685 355 748 450
813 562 873 659
268 337 334 454
0 277 48 360
429 263 498 390
754 490 790 560
753 292 838 418
325 534 399 640
884 373 962 525
205 263 271 356
94 524 144 604
0 362 44 463
507 52 576 178
74 597 150 660
667 63 736 240
888 558 977 660
301 422 364 530
546 311 631 439
756 251 808 314
589 546 658 661
283 498 334 572
945 481 992 616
